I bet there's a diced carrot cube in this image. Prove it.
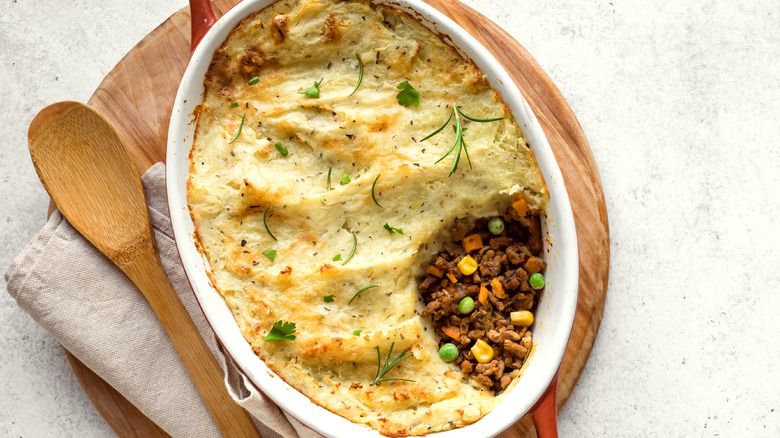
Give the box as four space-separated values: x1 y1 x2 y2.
442 325 461 340
491 277 508 299
524 256 546 275
512 198 528 217
462 234 483 253
446 272 458 284
478 284 489 305
426 266 444 278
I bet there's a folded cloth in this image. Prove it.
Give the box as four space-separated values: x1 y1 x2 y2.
5 163 321 438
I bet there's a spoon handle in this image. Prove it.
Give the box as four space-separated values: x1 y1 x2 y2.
120 243 261 438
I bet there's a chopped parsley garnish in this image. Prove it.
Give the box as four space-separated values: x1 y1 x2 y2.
353 330 362 336
383 223 403 235
340 173 350 185
323 295 335 303
312 241 317 245
332 254 342 261
263 207 277 241
348 284 378 305
371 173 383 208
396 81 419 107
274 142 288 157
342 233 357 266
371 342 415 385
229 101 239 107
263 320 296 341
248 76 259 85
262 249 276 261
348 52 363 96
227 112 246 144
298 79 323 98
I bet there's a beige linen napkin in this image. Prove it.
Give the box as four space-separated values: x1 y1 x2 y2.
5 163 321 438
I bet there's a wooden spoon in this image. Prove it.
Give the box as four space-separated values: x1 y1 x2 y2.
28 101 261 438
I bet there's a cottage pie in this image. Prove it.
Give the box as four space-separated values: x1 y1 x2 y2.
188 0 549 435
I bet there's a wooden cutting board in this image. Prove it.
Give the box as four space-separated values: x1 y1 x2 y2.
63 0 610 436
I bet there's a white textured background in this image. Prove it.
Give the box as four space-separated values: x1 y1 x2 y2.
1 0 779 436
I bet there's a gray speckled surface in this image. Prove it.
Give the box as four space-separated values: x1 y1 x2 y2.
2 0 779 436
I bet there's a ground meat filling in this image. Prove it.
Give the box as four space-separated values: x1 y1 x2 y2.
419 205 545 393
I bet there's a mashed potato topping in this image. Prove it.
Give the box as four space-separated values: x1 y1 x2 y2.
188 0 548 435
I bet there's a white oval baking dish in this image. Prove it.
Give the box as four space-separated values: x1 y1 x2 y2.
167 1 579 436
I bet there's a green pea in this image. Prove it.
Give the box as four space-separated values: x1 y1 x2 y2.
439 343 459 362
529 273 546 290
458 296 475 314
488 217 505 235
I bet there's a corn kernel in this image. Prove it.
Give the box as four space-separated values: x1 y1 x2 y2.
511 310 534 327
457 255 478 276
471 339 495 364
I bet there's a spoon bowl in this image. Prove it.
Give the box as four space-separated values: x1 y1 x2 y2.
29 101 151 265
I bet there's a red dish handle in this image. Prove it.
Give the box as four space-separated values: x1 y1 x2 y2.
530 372 559 438
190 0 217 54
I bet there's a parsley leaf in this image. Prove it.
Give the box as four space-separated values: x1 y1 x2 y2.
264 320 296 341
298 79 323 98
353 330 362 336
332 254 342 261
229 101 239 107
383 223 404 235
323 294 335 303
396 81 419 107
340 173 350 185
263 249 277 261
274 142 288 157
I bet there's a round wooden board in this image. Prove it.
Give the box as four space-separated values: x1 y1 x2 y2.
65 0 609 436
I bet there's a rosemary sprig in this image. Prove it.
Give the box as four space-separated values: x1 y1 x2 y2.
420 106 453 142
228 112 246 144
342 232 357 266
371 342 415 385
348 53 363 96
422 104 503 176
371 174 383 208
456 105 504 122
263 206 277 241
348 284 378 304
